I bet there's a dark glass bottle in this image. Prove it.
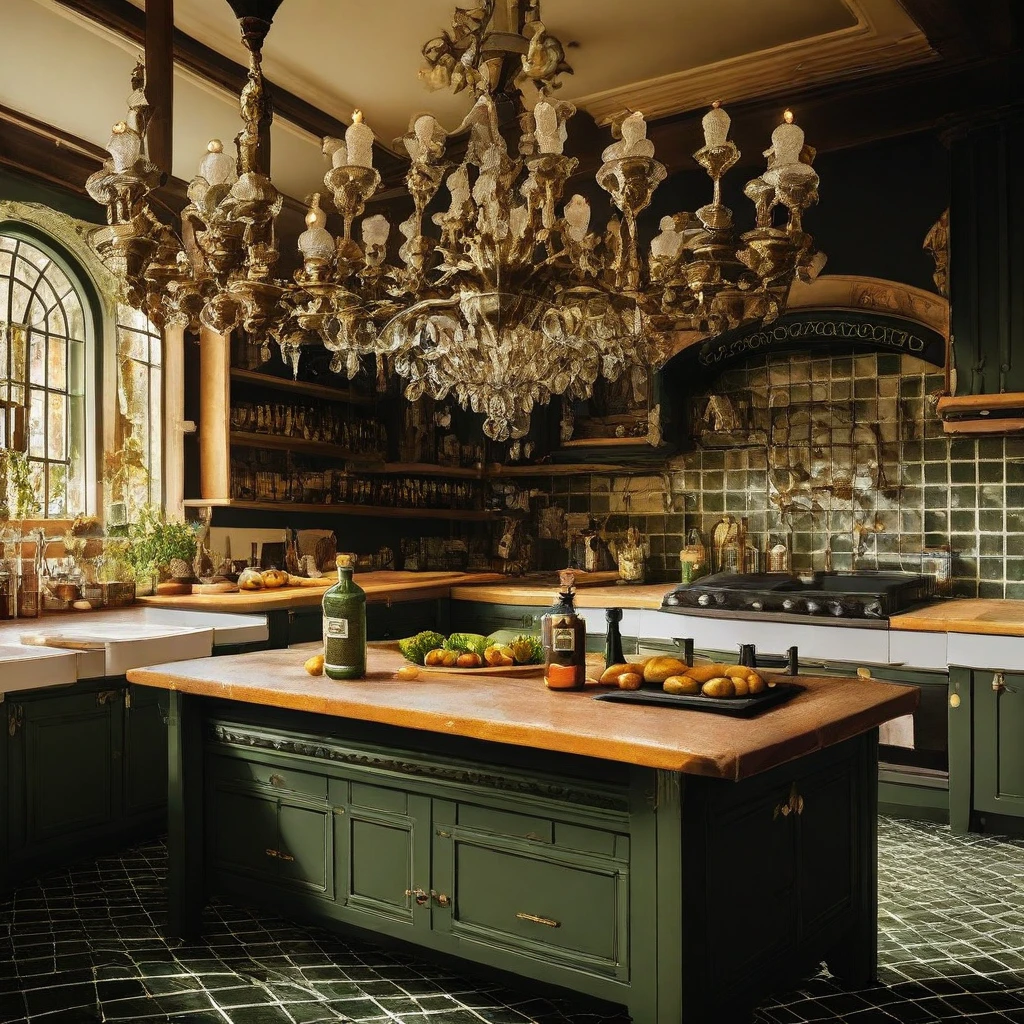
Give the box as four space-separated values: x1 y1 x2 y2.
604 607 624 667
322 553 366 680
541 569 587 690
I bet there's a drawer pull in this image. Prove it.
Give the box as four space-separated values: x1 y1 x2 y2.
773 784 804 820
993 672 1006 694
268 774 286 787
265 848 295 862
516 912 560 928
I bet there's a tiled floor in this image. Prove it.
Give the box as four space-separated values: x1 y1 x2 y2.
0 817 1021 1023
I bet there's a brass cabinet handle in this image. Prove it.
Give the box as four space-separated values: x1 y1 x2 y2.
516 912 560 928
993 671 1006 694
265 848 295 862
96 690 120 706
268 774 286 787
431 890 451 907
404 888 429 906
774 784 804 820
265 848 278 858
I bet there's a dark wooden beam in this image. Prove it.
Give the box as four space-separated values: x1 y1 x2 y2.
145 0 174 173
897 0 1021 59
52 0 407 180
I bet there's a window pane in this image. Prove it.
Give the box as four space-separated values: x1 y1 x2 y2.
117 326 147 361
10 279 31 322
47 303 68 338
47 391 66 461
47 336 66 391
28 330 45 385
28 388 45 457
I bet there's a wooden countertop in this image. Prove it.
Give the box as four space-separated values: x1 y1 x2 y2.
126 645 917 780
450 581 670 609
891 599 1024 637
137 571 507 613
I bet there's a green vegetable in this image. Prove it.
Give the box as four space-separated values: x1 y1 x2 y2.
397 631 446 665
508 634 544 665
443 633 488 657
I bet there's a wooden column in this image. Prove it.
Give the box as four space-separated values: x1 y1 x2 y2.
145 0 174 173
162 319 187 520
198 326 230 501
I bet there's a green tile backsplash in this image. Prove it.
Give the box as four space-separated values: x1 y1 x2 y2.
523 349 1024 599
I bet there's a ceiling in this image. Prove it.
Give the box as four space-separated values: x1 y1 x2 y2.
7 0 936 205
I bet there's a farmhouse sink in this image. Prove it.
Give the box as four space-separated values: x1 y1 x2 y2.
0 643 78 693
19 622 213 677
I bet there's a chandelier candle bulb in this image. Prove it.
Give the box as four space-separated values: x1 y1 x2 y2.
345 110 374 169
199 139 236 186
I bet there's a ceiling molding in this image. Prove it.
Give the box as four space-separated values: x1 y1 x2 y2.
50 0 407 178
576 0 937 125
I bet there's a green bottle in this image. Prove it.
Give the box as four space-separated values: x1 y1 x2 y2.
322 553 366 680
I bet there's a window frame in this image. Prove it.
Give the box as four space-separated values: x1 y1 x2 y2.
0 223 103 519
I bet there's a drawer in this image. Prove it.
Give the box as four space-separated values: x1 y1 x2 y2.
208 754 328 802
450 835 628 976
208 786 281 883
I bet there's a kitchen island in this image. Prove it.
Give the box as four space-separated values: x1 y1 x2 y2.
128 645 918 1023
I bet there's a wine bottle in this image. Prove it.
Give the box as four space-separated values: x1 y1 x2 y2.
541 569 587 691
322 553 366 680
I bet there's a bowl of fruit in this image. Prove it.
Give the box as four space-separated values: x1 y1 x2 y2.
396 631 545 675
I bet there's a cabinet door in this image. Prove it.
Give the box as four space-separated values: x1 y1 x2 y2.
332 779 431 933
796 766 856 937
433 803 629 982
207 758 333 897
704 781 798 982
973 670 1024 819
7 689 122 853
124 686 168 817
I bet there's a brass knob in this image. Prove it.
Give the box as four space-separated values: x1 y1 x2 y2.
993 671 1006 694
950 693 961 709
431 890 451 907
404 888 429 906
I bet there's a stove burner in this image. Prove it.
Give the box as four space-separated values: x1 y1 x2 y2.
662 570 935 621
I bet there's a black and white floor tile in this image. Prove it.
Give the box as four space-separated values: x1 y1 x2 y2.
0 817 1021 1023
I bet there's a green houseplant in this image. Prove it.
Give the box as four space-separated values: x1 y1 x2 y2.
126 505 198 585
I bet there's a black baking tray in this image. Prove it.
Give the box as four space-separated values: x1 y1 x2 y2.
594 681 803 717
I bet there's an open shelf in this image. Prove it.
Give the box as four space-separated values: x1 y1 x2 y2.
488 462 647 477
229 431 382 461
230 368 378 406
346 460 485 479
182 499 498 521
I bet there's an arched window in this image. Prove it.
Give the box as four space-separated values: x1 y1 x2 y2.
0 231 91 517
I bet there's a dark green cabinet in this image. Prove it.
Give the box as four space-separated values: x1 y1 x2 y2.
949 666 1024 832
7 688 122 856
279 598 442 647
331 779 430 935
3 680 168 886
177 701 877 1022
207 752 333 900
124 685 168 816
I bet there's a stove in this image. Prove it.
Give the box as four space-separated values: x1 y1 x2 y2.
662 570 935 623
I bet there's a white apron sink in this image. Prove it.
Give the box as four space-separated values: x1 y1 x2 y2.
0 643 78 693
18 622 213 677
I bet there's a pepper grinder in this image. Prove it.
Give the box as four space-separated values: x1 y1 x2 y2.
604 607 625 667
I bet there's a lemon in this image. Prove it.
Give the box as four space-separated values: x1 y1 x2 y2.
304 654 325 676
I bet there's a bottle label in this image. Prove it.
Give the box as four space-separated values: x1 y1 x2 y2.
552 628 575 653
324 616 349 640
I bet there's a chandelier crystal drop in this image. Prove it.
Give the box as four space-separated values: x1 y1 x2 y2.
87 0 825 442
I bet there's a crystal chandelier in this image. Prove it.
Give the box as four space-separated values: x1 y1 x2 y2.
87 0 825 441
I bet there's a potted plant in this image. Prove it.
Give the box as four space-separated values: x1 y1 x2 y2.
126 505 198 589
